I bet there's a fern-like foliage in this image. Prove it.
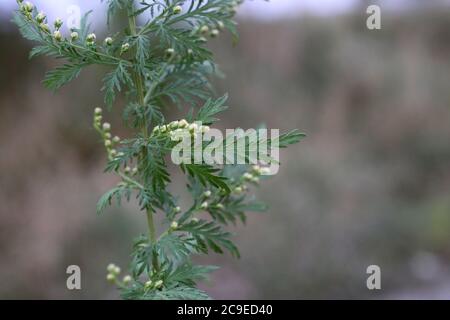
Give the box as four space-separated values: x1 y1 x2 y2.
13 0 305 300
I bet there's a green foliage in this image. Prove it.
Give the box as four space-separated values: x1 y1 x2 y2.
14 0 304 300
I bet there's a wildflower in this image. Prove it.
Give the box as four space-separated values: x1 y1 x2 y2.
53 30 62 42
104 37 113 46
54 18 63 30
173 5 182 14
70 31 79 42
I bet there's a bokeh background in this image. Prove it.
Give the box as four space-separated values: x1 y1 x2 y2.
1 0 450 299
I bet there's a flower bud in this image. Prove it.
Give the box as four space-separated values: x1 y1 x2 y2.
104 132 111 139
70 31 79 41
123 275 132 285
54 18 63 30
117 152 125 157
86 33 96 43
192 217 199 223
102 122 111 131
110 149 117 157
170 221 178 230
243 173 253 181
132 167 138 175
113 266 121 274
199 25 209 35
173 5 182 14
24 2 33 12
188 123 198 133
121 43 130 53
174 206 181 213
216 203 224 210
201 126 210 133
36 11 46 23
251 176 260 183
260 167 271 175
234 186 243 194
198 36 208 43
112 136 120 143
210 29 219 38
107 263 116 273
165 48 175 58
104 140 112 147
154 280 163 289
39 23 50 33
104 37 113 46
169 120 179 130
200 202 208 210
124 166 131 174
144 280 153 288
106 273 115 282
53 30 62 42
179 119 189 128
217 21 225 30
203 190 211 198
94 107 102 115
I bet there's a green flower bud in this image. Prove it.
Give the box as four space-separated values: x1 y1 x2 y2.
54 18 63 30
123 275 132 285
107 263 116 273
154 280 163 289
70 32 79 42
113 266 121 274
124 166 131 174
39 23 50 33
165 48 175 58
102 122 111 131
243 173 253 181
179 119 189 128
104 37 113 46
24 2 33 12
192 217 199 223
94 107 102 115
132 167 138 175
169 120 179 130
203 190 211 198
112 136 120 143
104 140 112 147
210 29 219 38
174 206 181 213
217 21 225 30
53 30 62 42
198 36 208 43
86 33 96 43
199 25 209 35
106 273 115 282
234 186 243 194
104 132 111 139
216 203 224 210
173 5 182 14
200 201 208 210
170 221 178 230
36 11 46 23
121 43 130 53
144 280 153 288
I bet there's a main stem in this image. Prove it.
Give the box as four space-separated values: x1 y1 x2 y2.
128 5 159 272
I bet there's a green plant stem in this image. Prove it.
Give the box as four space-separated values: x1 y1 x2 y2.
128 5 159 272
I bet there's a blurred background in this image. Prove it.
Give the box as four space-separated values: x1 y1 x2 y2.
1 0 450 299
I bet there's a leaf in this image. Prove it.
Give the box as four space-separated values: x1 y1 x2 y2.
166 263 218 286
12 12 41 42
43 63 86 91
196 94 229 125
102 61 132 108
96 185 129 215
156 233 196 263
145 285 210 300
277 129 307 148
179 219 240 258
183 164 230 193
